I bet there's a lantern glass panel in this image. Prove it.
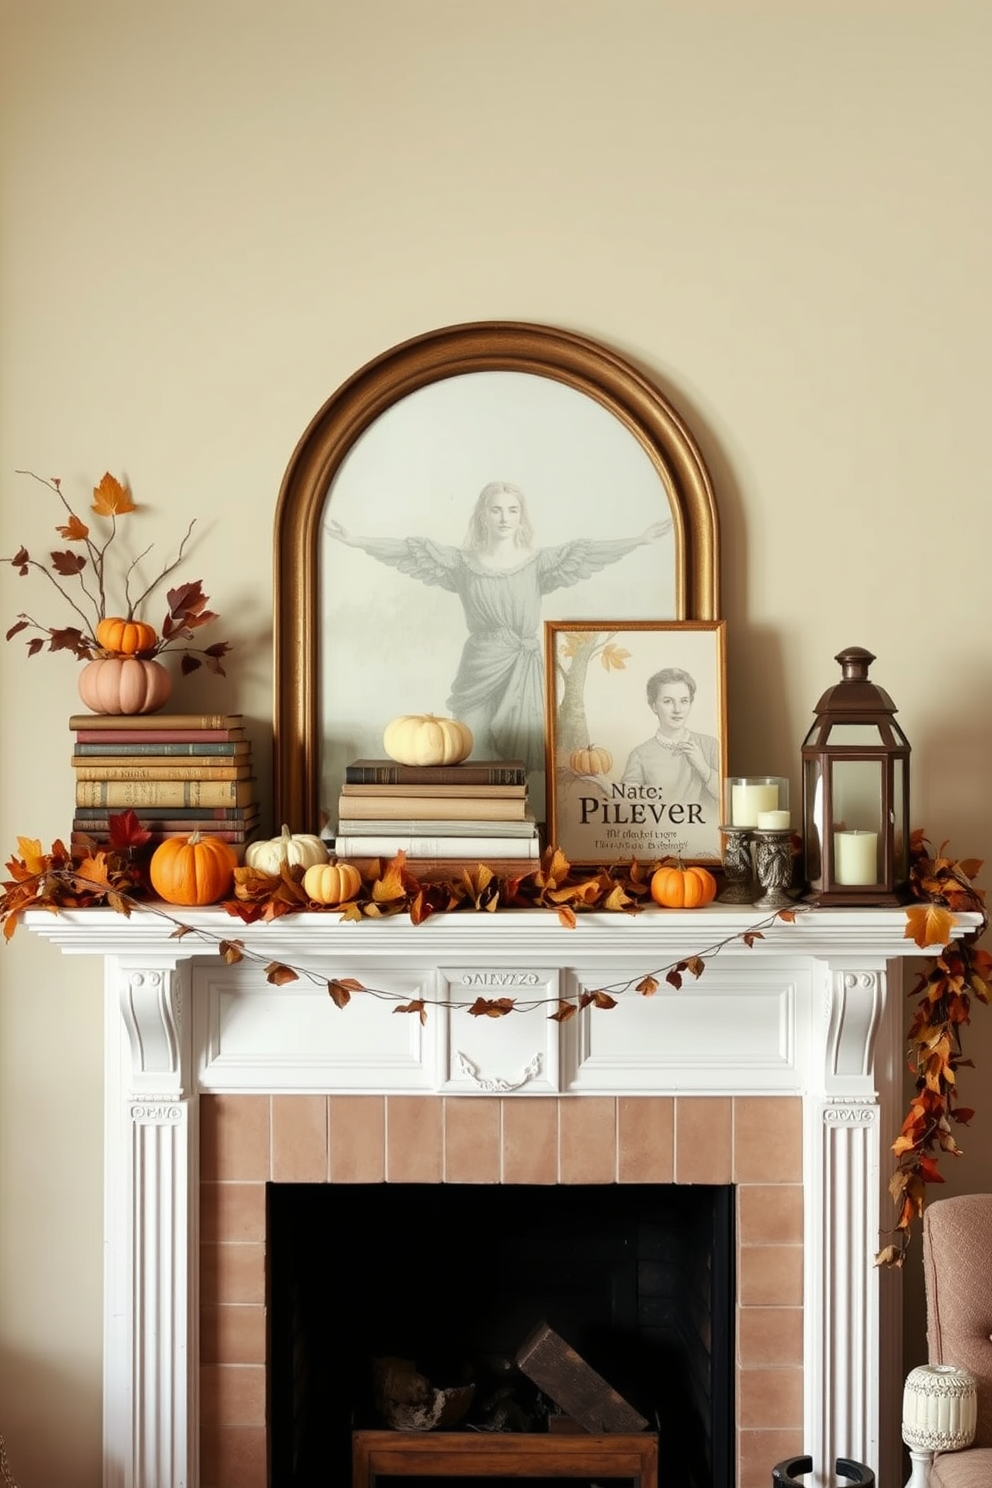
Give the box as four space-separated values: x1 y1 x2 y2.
821 722 886 746
830 758 883 837
893 756 908 879
804 757 823 880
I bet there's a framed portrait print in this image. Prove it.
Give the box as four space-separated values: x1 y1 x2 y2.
273 322 720 833
545 620 727 865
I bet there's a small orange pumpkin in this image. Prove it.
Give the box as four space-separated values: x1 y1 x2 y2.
650 862 718 909
149 831 237 905
77 656 172 715
95 616 158 655
569 744 613 776
302 861 362 906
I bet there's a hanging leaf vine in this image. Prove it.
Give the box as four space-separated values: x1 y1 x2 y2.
876 829 990 1266
1 816 987 1265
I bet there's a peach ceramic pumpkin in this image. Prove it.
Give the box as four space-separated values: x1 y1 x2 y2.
569 744 613 776
649 863 718 909
77 656 171 715
95 616 158 655
302 861 362 906
383 714 473 767
149 831 237 906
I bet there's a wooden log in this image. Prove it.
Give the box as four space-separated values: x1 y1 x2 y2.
514 1321 649 1433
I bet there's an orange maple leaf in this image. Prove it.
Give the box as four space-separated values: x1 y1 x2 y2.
74 852 112 893
904 902 957 950
91 472 136 517
55 513 89 541
15 836 48 876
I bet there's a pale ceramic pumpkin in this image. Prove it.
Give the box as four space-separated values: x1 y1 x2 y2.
77 656 172 715
302 860 362 905
383 713 473 767
244 824 329 875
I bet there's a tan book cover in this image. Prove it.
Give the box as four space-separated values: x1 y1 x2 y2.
68 712 243 731
72 761 251 781
339 781 525 798
335 792 527 821
75 778 257 807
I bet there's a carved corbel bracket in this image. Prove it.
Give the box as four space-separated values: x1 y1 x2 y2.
115 958 191 1100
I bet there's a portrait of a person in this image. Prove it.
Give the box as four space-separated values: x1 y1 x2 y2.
620 666 720 813
327 481 670 774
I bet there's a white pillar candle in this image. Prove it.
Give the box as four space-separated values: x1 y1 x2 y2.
834 830 878 885
757 809 791 831
731 782 779 827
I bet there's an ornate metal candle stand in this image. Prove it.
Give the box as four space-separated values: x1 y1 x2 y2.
751 827 795 909
717 824 756 903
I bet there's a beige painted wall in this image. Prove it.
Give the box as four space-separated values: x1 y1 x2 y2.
1 1 990 1481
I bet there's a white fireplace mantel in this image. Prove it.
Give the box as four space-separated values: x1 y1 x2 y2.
26 901 976 1488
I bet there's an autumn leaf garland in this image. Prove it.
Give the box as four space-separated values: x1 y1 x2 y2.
1 817 988 1264
875 829 991 1266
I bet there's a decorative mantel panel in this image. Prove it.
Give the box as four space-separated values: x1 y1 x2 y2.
26 904 973 1488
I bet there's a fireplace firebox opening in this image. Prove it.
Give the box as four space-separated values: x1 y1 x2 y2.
267 1182 735 1488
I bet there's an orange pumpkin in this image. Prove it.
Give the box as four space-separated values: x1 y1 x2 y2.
302 861 362 906
650 863 718 909
95 616 158 655
569 744 613 776
77 656 171 715
149 831 237 905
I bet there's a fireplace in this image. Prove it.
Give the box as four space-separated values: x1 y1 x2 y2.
26 902 972 1488
265 1180 735 1486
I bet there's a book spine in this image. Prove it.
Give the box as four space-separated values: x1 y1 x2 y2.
335 794 526 821
336 819 537 837
339 782 526 798
72 828 255 846
344 761 527 786
72 740 248 754
73 805 252 820
71 763 251 781
68 713 244 731
73 821 260 833
76 779 256 807
333 834 540 859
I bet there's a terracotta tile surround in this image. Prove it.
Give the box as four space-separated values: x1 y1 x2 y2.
200 1093 805 1488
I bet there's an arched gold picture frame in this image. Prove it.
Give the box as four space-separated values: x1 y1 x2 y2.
273 322 720 831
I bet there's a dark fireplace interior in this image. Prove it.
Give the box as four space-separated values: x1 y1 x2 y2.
268 1182 735 1487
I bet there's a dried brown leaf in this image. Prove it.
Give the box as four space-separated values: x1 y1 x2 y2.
264 962 298 986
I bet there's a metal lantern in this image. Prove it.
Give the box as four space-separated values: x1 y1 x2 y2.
801 646 910 905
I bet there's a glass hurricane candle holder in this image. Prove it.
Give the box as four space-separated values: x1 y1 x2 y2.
724 776 789 830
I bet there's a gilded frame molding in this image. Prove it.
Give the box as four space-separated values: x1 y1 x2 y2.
273 321 720 830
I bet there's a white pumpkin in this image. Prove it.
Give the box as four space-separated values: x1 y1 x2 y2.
244 824 329 875
383 713 473 767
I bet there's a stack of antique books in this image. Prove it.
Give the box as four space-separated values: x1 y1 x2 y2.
332 756 540 876
69 711 260 855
